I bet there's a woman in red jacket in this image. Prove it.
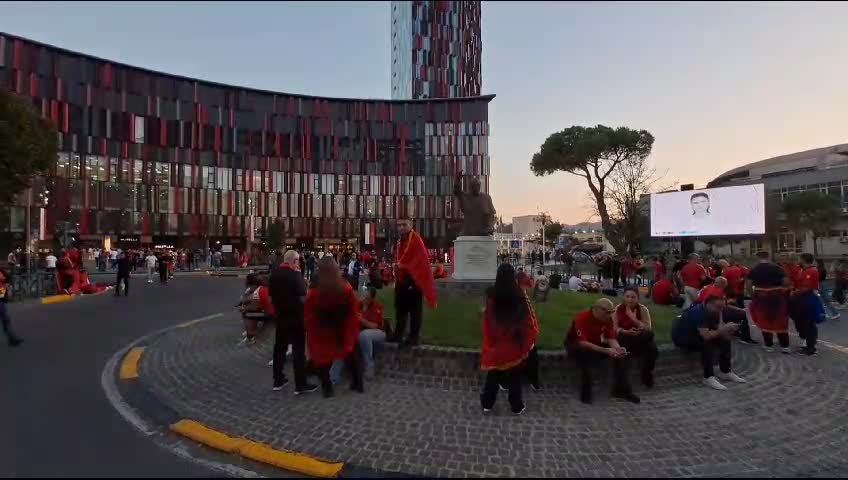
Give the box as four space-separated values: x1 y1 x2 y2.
305 256 364 397
480 264 539 415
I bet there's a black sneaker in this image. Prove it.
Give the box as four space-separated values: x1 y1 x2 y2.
294 383 319 395
799 346 818 356
350 383 365 394
8 338 22 347
641 373 655 389
512 406 526 416
272 378 289 391
613 390 641 404
530 383 541 392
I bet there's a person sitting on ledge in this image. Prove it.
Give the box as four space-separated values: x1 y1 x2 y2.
671 295 748 390
480 264 540 415
615 287 659 388
697 275 749 333
304 257 364 398
433 258 449 279
565 298 640 405
516 267 534 291
330 287 387 383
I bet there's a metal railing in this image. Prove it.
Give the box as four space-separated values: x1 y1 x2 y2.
6 271 59 301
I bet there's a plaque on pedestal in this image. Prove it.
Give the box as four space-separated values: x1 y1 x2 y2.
452 236 497 281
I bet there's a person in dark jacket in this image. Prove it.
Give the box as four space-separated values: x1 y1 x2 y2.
268 250 318 394
115 252 131 296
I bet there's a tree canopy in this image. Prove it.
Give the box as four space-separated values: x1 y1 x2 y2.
530 125 655 253
0 88 58 205
781 190 841 255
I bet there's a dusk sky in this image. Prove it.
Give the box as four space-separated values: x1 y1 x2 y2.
3 1 846 225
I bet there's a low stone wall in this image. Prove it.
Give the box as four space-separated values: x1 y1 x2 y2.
375 342 709 392
434 278 492 298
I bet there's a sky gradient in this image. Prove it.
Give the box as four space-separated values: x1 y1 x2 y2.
2 1 846 225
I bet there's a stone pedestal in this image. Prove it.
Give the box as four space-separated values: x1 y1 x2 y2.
452 236 497 281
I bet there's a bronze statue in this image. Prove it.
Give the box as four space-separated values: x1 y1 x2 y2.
453 171 496 236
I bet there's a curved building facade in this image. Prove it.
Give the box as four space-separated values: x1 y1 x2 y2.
708 143 848 256
0 33 493 253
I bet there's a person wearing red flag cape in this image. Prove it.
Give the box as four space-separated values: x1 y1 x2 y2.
389 218 437 348
304 256 365 397
480 264 539 415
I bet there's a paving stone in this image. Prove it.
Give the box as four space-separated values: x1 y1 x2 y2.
138 313 848 477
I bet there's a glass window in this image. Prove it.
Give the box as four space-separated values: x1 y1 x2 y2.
313 175 321 194
347 195 356 218
71 154 82 178
134 116 145 144
235 169 244 191
385 196 394 218
253 171 262 191
312 195 323 218
86 155 107 181
156 162 170 185
366 196 376 218
334 195 345 218
293 173 302 194
337 175 346 195
56 153 70 178
389 177 397 195
351 175 361 195
268 193 278 218
109 157 119 183
371 176 381 196
280 193 288 217
158 186 171 213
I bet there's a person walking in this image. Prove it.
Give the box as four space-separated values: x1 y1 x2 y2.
144 251 157 284
389 218 437 348
268 250 317 394
0 269 22 347
157 251 169 285
115 252 131 296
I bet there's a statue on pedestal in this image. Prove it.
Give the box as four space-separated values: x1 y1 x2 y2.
453 172 497 237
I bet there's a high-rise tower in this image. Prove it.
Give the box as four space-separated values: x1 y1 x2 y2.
391 0 482 99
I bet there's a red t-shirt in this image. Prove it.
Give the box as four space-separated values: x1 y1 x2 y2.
566 309 616 346
652 278 677 305
680 263 707 289
722 265 744 296
698 284 727 304
361 300 384 330
796 267 820 291
654 261 666 279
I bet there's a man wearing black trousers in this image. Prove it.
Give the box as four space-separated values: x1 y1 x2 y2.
115 252 131 296
268 250 318 394
158 252 169 285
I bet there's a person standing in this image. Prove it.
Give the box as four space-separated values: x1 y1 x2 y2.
109 248 118 270
268 250 317 394
115 252 131 297
390 219 437 348
792 253 823 355
0 269 22 347
45 251 58 274
480 264 540 415
615 287 659 388
565 298 640 405
747 251 791 353
304 257 364 397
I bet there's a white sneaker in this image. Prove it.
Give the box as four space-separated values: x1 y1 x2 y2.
762 346 774 353
781 347 792 355
147 279 153 284
718 371 747 384
267 359 274 367
703 376 728 391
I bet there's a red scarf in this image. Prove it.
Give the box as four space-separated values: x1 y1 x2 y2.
304 281 361 366
615 303 642 330
480 290 539 371
396 230 437 307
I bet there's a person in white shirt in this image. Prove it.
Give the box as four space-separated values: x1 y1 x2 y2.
110 249 118 269
568 275 587 292
45 252 58 271
145 252 158 284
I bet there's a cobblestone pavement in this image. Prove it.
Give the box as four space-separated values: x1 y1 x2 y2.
139 314 848 478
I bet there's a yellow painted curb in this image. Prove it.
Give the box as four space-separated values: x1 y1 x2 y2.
170 420 247 453
169 419 343 477
41 294 74 304
119 347 145 380
239 440 343 478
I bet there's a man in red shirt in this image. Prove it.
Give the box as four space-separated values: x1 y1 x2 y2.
721 259 756 344
651 277 684 308
792 253 821 355
679 254 707 309
565 298 639 405
698 276 728 304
